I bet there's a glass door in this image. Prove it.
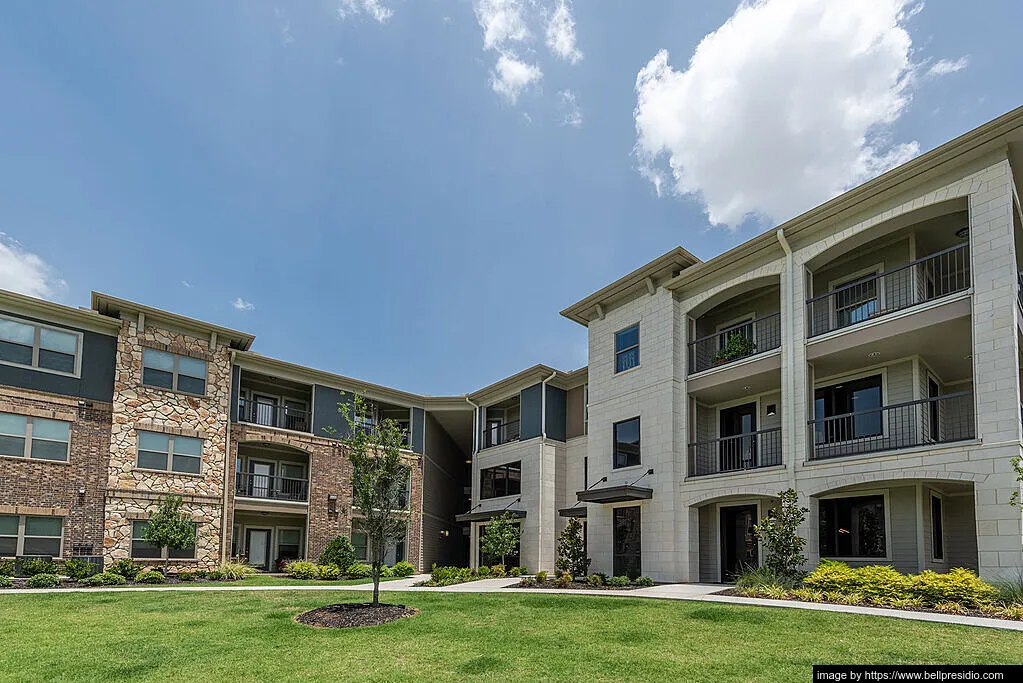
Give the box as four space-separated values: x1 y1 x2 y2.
248 461 275 499
719 402 757 471
246 528 271 570
613 506 641 579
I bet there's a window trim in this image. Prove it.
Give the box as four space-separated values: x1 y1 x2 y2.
135 430 204 476
130 519 198 560
0 514 64 558
612 416 642 470
0 314 83 378
0 412 72 463
614 323 641 374
479 460 523 500
141 347 208 397
817 489 891 562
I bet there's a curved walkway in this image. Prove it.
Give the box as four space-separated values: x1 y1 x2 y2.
4 575 1022 632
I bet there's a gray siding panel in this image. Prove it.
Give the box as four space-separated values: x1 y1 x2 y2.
229 364 241 422
519 383 542 440
312 384 353 438
544 386 567 442
411 407 425 454
566 386 586 439
945 494 979 571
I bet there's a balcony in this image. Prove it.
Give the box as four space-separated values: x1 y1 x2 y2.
235 472 309 502
483 420 520 449
688 312 781 374
808 391 975 461
688 427 782 477
238 397 310 433
807 243 970 338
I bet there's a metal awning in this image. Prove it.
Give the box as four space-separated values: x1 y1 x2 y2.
575 485 653 504
558 506 587 518
455 509 527 523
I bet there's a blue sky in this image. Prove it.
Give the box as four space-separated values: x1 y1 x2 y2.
1 1 1020 395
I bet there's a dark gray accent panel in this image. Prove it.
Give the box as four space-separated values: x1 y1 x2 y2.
544 386 567 442
229 365 241 422
519 383 542 440
0 311 116 402
312 384 354 439
411 407 425 454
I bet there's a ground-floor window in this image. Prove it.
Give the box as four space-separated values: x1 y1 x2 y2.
819 494 886 558
477 521 520 568
351 521 406 565
613 506 641 578
931 495 944 561
277 529 302 564
0 514 63 556
131 520 197 560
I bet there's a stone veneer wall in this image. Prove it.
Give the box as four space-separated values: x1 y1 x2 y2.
0 386 111 559
104 318 233 570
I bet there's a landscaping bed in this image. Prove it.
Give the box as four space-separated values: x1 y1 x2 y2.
295 602 418 629
507 577 650 591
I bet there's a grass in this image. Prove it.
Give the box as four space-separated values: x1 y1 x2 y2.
182 575 405 588
1 591 1022 682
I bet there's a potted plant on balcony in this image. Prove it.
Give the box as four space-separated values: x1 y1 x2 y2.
713 334 756 365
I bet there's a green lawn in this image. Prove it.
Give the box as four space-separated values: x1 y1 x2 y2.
184 575 404 588
1 590 1020 682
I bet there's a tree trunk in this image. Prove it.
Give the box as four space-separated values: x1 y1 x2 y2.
373 567 380 606
164 554 169 575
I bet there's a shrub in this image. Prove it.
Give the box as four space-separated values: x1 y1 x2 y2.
17 558 57 577
911 568 998 608
632 576 654 587
508 566 524 577
790 588 824 602
135 569 165 584
391 561 415 577
852 565 912 603
993 571 1023 606
219 562 257 581
318 563 341 580
586 574 604 588
490 564 506 578
177 572 195 582
379 564 394 578
0 559 14 576
803 560 858 593
207 570 225 581
555 518 591 579
475 565 491 579
425 565 472 586
62 558 97 581
27 573 60 588
517 577 537 587
283 560 319 580
736 566 800 591
753 489 809 583
997 604 1023 620
193 570 209 580
346 563 372 579
535 570 547 584
552 573 572 588
318 535 357 573
935 601 970 615
108 559 142 580
81 572 127 586
608 576 630 588
0 575 11 588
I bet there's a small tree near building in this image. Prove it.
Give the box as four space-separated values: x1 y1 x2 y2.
753 488 809 584
143 495 197 574
555 517 590 578
328 395 412 607
480 512 521 568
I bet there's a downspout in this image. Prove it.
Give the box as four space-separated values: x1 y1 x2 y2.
465 396 480 456
540 371 557 571
776 229 798 490
222 349 236 562
464 396 480 567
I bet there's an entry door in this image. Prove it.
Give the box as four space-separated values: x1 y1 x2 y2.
613 506 642 579
719 403 757 471
246 529 272 570
253 395 278 428
720 505 758 582
248 461 275 499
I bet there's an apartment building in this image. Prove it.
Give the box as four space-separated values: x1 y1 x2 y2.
3 107 1023 582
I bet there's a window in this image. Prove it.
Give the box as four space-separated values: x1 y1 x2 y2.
131 520 197 559
0 515 63 557
352 524 368 562
478 521 520 566
931 495 944 561
614 324 640 373
814 375 883 443
613 417 641 469
277 529 302 562
833 270 880 327
613 506 641 579
0 316 80 375
0 413 71 462
819 495 886 559
480 461 522 500
136 431 203 474
142 348 207 395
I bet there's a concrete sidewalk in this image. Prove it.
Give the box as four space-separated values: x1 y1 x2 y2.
4 576 1022 631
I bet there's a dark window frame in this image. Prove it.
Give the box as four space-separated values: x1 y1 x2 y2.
480 461 522 500
614 324 640 374
141 348 208 396
613 417 641 469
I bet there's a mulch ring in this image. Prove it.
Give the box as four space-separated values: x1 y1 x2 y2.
295 603 419 629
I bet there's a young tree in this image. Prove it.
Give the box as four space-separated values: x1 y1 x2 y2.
480 512 521 568
753 488 809 582
555 517 590 578
143 495 196 574
328 395 412 607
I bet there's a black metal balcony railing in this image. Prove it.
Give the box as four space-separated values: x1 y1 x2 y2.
688 312 781 374
1017 271 1023 311
806 243 970 338
235 472 309 502
483 420 521 449
238 398 310 433
688 427 782 477
808 391 974 461
352 422 412 448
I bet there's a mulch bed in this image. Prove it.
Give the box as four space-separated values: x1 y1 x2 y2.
507 580 646 591
295 603 419 629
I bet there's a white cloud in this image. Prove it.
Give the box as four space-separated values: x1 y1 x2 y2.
490 53 543 104
546 0 582 64
181 280 193 289
337 0 393 23
0 234 66 300
557 89 582 127
633 0 937 227
475 0 531 51
232 298 255 312
928 56 969 76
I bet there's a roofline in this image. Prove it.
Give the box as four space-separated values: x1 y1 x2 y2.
467 363 585 402
560 246 701 325
91 292 256 350
664 104 1023 292
0 289 123 335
